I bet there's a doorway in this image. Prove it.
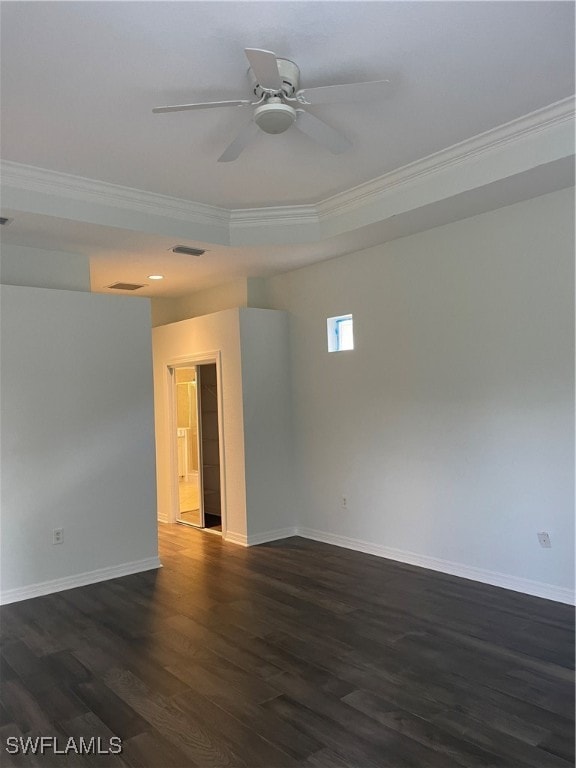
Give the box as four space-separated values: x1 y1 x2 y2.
174 367 201 526
171 361 223 534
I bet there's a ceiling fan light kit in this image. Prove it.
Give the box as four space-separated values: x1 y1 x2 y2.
254 99 296 134
153 48 391 162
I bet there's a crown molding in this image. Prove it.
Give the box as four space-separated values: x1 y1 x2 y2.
1 96 573 246
0 160 230 228
230 203 319 245
230 204 318 228
317 95 575 221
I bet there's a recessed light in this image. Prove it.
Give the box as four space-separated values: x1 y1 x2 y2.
148 274 164 280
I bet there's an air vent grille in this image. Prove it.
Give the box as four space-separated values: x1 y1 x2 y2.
107 282 146 291
172 245 205 256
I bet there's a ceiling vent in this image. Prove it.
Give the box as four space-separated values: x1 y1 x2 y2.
0 217 11 226
172 245 205 256
107 282 146 291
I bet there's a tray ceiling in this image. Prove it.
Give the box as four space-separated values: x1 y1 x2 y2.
1 2 574 298
1 1 574 208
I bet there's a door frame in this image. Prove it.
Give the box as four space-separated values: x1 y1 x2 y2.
166 351 227 536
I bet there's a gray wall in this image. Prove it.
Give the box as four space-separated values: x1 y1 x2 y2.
0 285 159 600
0 245 90 291
239 308 294 540
267 188 575 599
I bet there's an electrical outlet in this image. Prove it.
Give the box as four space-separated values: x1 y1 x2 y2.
537 531 551 548
53 528 64 545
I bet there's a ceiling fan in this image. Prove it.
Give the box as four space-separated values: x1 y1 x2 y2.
152 48 391 162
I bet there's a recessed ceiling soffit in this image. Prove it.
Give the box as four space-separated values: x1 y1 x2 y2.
1 97 574 249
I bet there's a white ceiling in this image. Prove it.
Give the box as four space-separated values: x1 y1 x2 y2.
0 1 574 297
0 211 344 296
1 149 571 296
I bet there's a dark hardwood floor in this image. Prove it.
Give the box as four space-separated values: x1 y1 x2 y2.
1 523 574 767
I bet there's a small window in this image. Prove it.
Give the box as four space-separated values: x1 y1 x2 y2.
327 314 354 352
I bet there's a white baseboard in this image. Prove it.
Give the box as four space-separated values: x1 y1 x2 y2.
247 527 299 546
224 527 298 547
298 527 575 606
223 524 575 604
224 531 248 546
12 527 568 606
0 556 163 605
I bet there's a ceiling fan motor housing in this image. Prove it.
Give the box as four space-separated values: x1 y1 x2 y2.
249 57 300 98
254 99 297 134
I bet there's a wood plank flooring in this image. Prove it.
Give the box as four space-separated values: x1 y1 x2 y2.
1 523 574 767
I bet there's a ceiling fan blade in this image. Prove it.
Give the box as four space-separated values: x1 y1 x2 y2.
296 79 391 106
244 48 281 91
153 100 251 114
217 120 260 163
295 110 351 154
